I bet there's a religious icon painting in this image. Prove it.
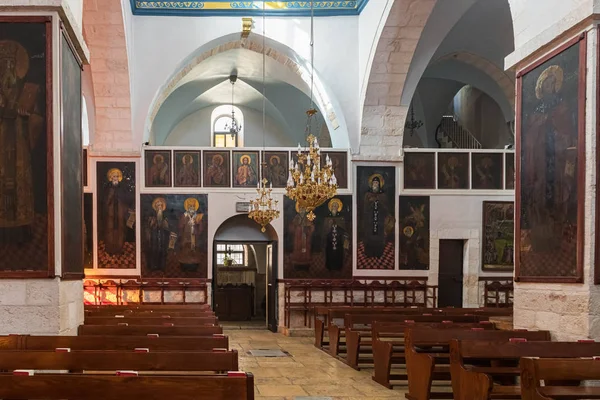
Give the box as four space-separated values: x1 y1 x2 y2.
517 34 585 283
471 153 503 190
398 196 430 270
96 161 137 269
437 152 469 189
505 152 515 190
283 195 353 279
403 152 435 189
321 152 348 189
83 193 94 269
262 151 289 188
174 150 201 187
145 150 171 187
140 194 208 278
203 151 230 187
233 151 259 188
356 166 396 269
482 201 514 272
0 18 54 276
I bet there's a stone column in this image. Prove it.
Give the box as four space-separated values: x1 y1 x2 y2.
510 22 599 340
0 3 89 335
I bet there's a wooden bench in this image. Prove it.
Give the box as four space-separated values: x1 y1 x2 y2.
402 329 551 399
78 325 223 336
85 310 215 317
342 314 487 367
0 334 228 351
520 357 600 400
451 340 600 400
0 372 254 400
0 349 238 373
370 322 497 389
85 304 211 311
84 316 218 326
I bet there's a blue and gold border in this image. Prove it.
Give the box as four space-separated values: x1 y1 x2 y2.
131 1 370 16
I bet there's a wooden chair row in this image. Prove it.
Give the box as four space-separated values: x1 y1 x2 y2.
84 316 218 326
78 325 222 336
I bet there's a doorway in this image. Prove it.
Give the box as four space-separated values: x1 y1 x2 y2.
212 215 278 332
438 239 464 307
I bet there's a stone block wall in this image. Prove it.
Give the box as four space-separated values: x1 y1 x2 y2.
0 279 83 335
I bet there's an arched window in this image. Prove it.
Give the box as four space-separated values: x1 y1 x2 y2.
211 105 243 147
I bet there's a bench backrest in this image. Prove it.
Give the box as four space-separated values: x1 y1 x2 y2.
453 340 600 360
372 321 495 340
0 350 238 371
406 328 550 346
85 305 211 311
84 316 218 326
0 335 228 351
345 313 484 328
84 310 215 318
520 357 600 400
77 325 223 336
0 373 254 400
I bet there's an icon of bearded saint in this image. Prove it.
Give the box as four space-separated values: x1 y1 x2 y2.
0 40 43 236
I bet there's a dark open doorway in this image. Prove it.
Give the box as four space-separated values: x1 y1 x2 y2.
438 239 465 307
213 215 278 332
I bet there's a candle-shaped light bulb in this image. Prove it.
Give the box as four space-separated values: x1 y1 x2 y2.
307 156 311 166
287 171 294 187
331 173 337 185
311 171 315 181
270 182 272 189
300 174 304 184
298 143 301 154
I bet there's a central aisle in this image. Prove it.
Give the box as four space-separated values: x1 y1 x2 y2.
224 329 407 399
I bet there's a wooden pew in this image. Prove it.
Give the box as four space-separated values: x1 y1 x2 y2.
0 349 238 373
402 329 551 399
0 373 254 400
0 334 228 351
520 357 600 400
342 314 487 367
85 310 215 318
85 304 211 311
451 340 600 400
78 325 222 336
371 322 496 389
84 316 218 326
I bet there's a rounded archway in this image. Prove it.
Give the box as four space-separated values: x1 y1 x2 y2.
214 214 278 242
143 33 350 149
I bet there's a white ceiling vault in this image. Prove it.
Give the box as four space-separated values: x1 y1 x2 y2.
151 48 328 146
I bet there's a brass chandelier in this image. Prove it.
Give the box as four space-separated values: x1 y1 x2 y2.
249 0 280 232
284 0 337 222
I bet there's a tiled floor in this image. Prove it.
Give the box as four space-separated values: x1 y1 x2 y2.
225 329 407 400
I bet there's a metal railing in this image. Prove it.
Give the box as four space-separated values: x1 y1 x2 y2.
437 116 482 149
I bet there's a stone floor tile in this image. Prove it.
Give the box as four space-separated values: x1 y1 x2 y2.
257 384 308 396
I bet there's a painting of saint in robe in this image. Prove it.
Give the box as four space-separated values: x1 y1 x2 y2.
145 150 171 187
145 197 170 271
263 152 288 188
361 174 394 258
404 152 435 189
322 198 349 271
322 152 348 189
204 151 229 187
290 203 315 267
178 197 205 272
399 196 430 270
520 55 580 274
0 40 44 237
233 151 258 187
438 153 469 189
175 151 200 187
472 153 502 190
357 166 395 269
102 168 134 256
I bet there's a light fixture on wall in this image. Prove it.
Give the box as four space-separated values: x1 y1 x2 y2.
405 104 423 137
249 0 280 233
285 0 337 222
224 73 242 142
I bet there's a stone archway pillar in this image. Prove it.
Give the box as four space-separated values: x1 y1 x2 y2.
510 20 600 340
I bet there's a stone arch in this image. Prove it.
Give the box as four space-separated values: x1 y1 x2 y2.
144 33 350 148
433 52 515 110
360 0 438 158
82 0 132 150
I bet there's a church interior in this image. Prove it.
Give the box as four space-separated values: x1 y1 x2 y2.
0 0 599 398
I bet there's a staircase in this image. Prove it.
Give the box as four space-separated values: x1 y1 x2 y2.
435 116 482 149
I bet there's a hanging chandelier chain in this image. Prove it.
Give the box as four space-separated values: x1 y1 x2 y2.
309 0 314 109
262 0 266 150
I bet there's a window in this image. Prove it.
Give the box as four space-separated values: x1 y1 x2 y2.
211 105 244 147
213 115 238 148
216 244 245 266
